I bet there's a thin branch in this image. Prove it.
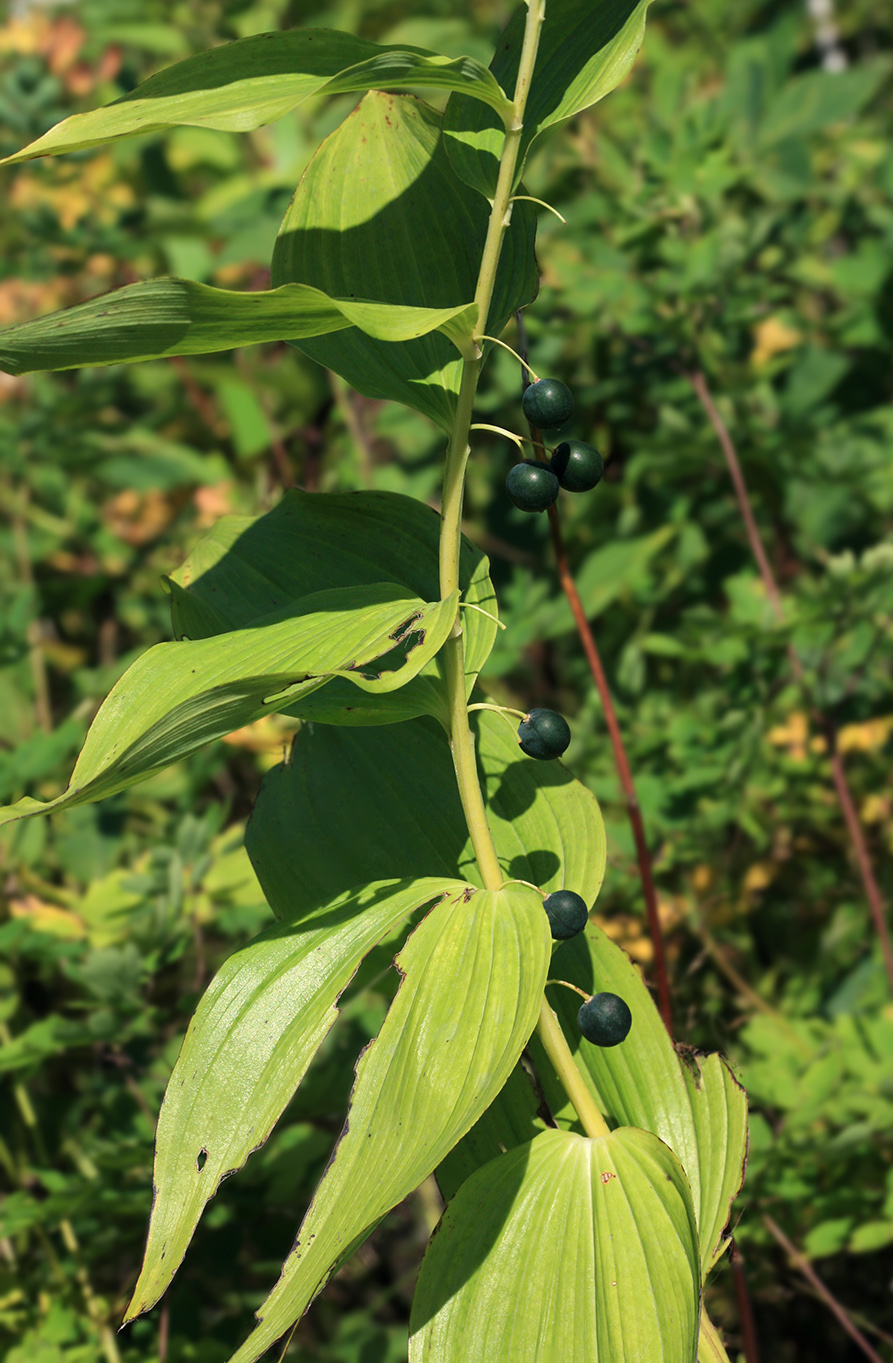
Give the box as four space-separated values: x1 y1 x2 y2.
763 1216 884 1363
515 312 673 1035
686 368 893 998
730 1239 761 1363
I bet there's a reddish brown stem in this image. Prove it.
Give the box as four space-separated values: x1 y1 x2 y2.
730 1239 760 1363
546 502 674 1035
686 368 893 998
763 1216 885 1363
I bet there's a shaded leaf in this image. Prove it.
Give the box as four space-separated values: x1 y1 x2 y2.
168 489 497 727
435 1060 547 1204
443 0 653 197
0 584 457 828
272 91 538 428
533 924 747 1276
1 29 513 166
410 1126 700 1362
125 875 465 1322
228 883 551 1363
246 708 606 919
0 277 477 377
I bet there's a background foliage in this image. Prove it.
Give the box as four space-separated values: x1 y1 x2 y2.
0 0 891 1359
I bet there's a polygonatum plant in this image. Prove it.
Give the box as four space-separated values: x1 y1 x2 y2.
0 3 748 1359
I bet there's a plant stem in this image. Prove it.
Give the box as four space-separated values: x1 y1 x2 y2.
535 998 609 1138
438 0 546 897
730 1239 761 1363
687 368 893 998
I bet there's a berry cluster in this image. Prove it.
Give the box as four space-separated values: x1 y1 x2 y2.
506 379 604 514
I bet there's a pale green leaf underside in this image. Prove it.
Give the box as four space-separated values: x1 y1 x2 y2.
0 29 512 167
444 0 653 197
410 1126 700 1363
538 925 747 1277
228 884 551 1363
272 92 538 429
0 583 457 828
167 489 497 727
125 875 466 1323
246 708 607 920
0 277 477 377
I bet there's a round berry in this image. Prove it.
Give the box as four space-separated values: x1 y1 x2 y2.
505 461 560 514
577 992 632 1047
542 890 589 940
522 378 575 430
517 707 571 761
550 439 604 493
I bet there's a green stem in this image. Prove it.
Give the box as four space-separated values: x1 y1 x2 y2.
535 999 609 1138
436 0 610 1142
438 0 547 895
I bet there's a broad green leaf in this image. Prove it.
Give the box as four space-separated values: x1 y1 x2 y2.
0 584 457 828
435 1061 547 1204
272 91 538 428
443 0 653 198
228 883 551 1363
246 708 606 919
125 875 465 1323
533 924 747 1276
410 1126 700 1362
0 277 477 377
0 29 513 167
167 488 497 726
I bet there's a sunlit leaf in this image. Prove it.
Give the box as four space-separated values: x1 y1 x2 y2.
246 708 606 919
227 883 551 1363
0 277 477 377
272 91 538 428
0 585 457 827
168 489 497 727
444 0 653 197
0 29 513 166
411 1125 700 1362
125 875 465 1322
532 923 747 1276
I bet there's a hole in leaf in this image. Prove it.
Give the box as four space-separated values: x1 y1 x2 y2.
196 1149 208 1172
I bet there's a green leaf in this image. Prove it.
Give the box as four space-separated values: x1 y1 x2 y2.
125 875 465 1323
168 488 497 727
0 29 514 166
443 0 653 197
435 1061 547 1204
533 924 747 1277
246 708 606 919
272 91 538 428
0 277 478 377
0 584 457 828
410 1126 700 1362
227 883 551 1363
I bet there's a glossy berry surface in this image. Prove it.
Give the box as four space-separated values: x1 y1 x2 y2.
550 439 604 492
577 992 632 1047
542 890 589 940
522 378 575 430
505 461 559 513
517 707 571 761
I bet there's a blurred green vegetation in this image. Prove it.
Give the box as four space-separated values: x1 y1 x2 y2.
0 0 891 1360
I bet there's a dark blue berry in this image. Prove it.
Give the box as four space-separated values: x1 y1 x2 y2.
577 992 632 1047
543 890 589 940
517 708 571 761
506 461 560 513
522 379 574 430
550 439 604 492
